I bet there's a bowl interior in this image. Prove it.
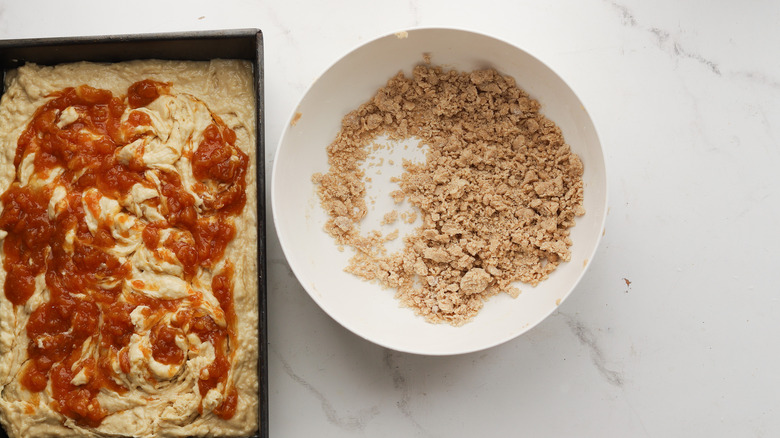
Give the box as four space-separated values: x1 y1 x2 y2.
272 28 606 355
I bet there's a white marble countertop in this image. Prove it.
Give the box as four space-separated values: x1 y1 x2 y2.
2 0 779 436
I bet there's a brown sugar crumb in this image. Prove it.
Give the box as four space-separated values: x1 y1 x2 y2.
381 210 398 225
400 210 418 224
460 268 491 295
291 111 302 126
313 64 585 326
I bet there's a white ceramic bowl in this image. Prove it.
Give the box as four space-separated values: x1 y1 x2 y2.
272 28 607 355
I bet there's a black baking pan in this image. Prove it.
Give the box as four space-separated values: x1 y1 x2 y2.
0 29 267 438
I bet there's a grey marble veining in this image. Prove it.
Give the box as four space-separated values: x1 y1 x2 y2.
559 312 625 387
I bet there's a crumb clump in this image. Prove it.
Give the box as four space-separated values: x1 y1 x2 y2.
313 64 585 326
291 111 302 126
381 210 398 225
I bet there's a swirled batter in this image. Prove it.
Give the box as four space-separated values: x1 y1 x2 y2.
0 61 258 438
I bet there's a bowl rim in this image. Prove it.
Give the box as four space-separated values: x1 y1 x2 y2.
271 26 609 355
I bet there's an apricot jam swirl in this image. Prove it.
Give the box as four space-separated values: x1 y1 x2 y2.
0 80 248 426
